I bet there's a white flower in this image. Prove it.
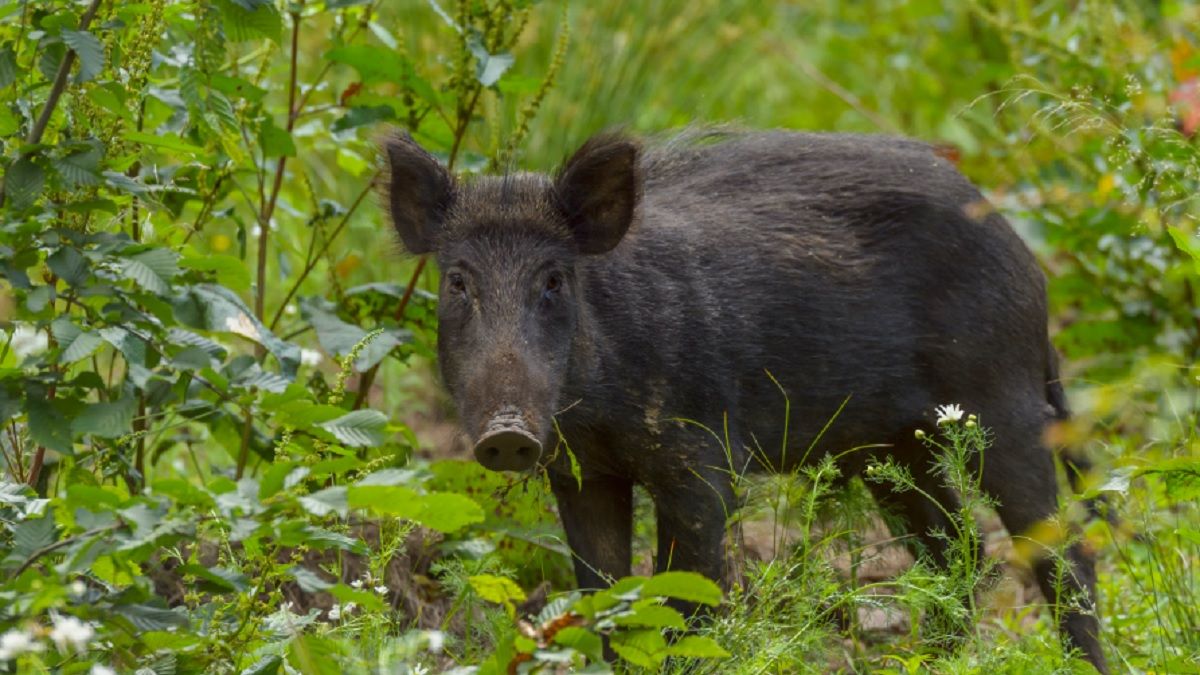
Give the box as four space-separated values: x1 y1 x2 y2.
374 584 388 595
327 604 342 621
300 348 322 367
350 579 364 589
935 404 964 425
426 630 445 654
343 602 357 614
70 580 87 596
50 614 94 653
10 325 48 358
91 666 117 675
0 628 45 660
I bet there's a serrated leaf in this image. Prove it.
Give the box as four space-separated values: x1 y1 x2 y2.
300 297 404 371
610 628 667 669
12 511 57 558
614 604 686 629
641 571 723 606
318 410 387 447
188 284 300 378
331 105 395 132
122 248 180 295
46 246 90 287
62 30 105 82
167 328 228 360
26 399 74 454
54 144 102 187
216 0 282 43
298 485 348 518
113 604 189 631
5 157 45 210
73 396 136 439
60 329 103 363
180 254 251 291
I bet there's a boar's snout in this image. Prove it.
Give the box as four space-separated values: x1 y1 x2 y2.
473 425 542 472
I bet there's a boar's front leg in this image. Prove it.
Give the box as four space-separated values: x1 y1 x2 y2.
649 463 734 586
549 470 633 591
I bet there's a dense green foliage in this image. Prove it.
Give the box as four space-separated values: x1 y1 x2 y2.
0 0 1196 672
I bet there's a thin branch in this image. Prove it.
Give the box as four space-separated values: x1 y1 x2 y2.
351 256 425 410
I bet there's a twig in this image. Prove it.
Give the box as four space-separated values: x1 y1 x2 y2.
350 256 425 410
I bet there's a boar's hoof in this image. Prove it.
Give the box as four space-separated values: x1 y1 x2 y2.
474 428 542 472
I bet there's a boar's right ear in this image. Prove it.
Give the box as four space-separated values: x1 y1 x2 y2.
382 132 454 254
554 133 640 254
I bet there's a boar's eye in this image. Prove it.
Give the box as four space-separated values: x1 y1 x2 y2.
543 272 563 297
447 272 466 296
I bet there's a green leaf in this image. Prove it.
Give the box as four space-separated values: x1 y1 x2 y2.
113 604 189 631
60 329 103 363
46 246 90 286
12 511 57 558
664 635 730 658
613 603 686 629
62 30 105 82
287 635 341 675
641 571 723 606
331 105 395 132
298 485 348 518
5 157 45 210
181 254 252 291
259 117 296 157
469 574 526 616
216 0 282 43
468 37 514 87
26 399 73 454
610 628 667 669
325 45 407 84
241 655 282 675
300 297 404 371
123 130 206 156
348 485 483 533
290 565 333 592
317 410 387 447
187 284 300 378
552 626 603 662
121 248 180 295
53 144 103 187
0 44 16 89
73 396 136 439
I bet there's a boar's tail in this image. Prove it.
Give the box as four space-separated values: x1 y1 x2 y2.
1046 342 1114 522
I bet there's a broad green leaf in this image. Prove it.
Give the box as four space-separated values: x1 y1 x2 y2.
348 485 483 533
0 44 15 89
26 399 73 454
287 635 341 675
290 565 333 592
317 410 387 447
326 45 407 84
610 628 667 669
613 603 686 629
298 485 348 517
113 604 189 631
641 571 723 606
331 105 395 132
241 655 282 675
5 157 45 210
468 37 514 87
73 397 137 439
664 635 730 658
62 30 105 82
53 144 103 187
12 511 57 558
300 297 404 371
553 626 603 662
259 117 296 157
46 246 90 287
181 254 252 291
216 0 282 43
123 130 206 156
186 284 300 378
121 248 180 295
60 329 103 363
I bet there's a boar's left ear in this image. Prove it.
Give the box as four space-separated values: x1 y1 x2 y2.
382 131 454 254
553 133 641 254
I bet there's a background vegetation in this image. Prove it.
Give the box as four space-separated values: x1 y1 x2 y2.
0 0 1197 672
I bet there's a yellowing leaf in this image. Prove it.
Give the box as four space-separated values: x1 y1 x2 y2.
468 574 526 617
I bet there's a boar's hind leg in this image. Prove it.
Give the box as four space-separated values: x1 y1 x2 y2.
549 471 633 591
982 427 1108 674
650 466 735 588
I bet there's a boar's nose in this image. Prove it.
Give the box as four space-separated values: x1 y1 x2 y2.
473 428 542 472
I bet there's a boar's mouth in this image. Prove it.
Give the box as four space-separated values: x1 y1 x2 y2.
471 408 543 472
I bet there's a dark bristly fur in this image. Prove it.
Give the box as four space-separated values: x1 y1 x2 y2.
382 129 1109 673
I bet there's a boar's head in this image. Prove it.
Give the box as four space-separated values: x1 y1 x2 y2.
383 132 639 472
